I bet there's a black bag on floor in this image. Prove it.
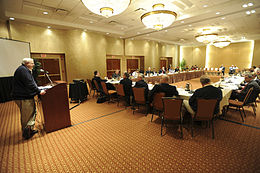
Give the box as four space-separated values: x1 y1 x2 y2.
96 96 107 103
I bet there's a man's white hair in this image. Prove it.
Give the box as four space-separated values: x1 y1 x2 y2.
22 58 34 65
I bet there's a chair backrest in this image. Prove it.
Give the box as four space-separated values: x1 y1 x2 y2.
93 80 100 92
87 79 94 90
101 81 108 95
195 99 218 120
162 98 183 121
243 87 253 105
152 92 165 111
133 87 145 104
116 84 125 96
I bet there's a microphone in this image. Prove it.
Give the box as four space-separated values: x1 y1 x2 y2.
40 69 49 74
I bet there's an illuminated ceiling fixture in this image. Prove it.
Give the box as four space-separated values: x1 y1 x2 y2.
81 0 131 18
195 29 218 44
141 3 177 30
213 36 231 48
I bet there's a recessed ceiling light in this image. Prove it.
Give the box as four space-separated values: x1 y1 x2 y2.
246 11 251 15
242 4 248 8
221 17 225 20
47 26 51 29
216 12 220 15
9 17 15 20
181 21 184 23
89 21 93 23
106 32 110 35
43 11 48 15
248 2 253 6
203 5 208 8
251 10 256 13
188 24 192 27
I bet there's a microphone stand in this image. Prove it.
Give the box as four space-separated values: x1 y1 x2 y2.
45 72 54 86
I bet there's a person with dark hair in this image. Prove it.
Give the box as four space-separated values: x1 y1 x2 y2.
120 72 133 106
220 64 225 76
175 66 180 72
13 58 46 140
149 75 178 103
184 75 222 115
230 73 260 103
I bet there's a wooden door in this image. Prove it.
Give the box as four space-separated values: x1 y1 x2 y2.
127 59 138 73
106 59 120 78
39 59 61 85
31 53 67 86
160 60 167 69
167 57 173 68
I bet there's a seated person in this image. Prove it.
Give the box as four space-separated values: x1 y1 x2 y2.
92 71 115 94
134 74 148 101
145 67 154 76
175 66 180 72
168 67 174 73
159 67 166 74
184 75 223 115
230 73 260 103
152 68 157 75
120 72 133 105
92 71 107 94
132 69 139 78
112 69 120 79
149 75 179 103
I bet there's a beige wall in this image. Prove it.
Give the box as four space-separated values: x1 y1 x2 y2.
206 41 254 69
180 46 206 68
0 19 9 38
252 40 260 66
5 21 178 82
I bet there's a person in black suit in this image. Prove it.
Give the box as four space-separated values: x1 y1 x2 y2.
159 67 166 74
134 74 149 101
149 75 179 103
230 73 260 103
145 67 154 76
120 72 133 105
112 69 120 79
220 65 225 76
175 66 180 72
183 75 222 116
92 71 106 93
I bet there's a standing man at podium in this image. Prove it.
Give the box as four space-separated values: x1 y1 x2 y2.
13 58 46 140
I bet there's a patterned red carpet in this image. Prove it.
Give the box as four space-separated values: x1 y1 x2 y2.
0 95 260 172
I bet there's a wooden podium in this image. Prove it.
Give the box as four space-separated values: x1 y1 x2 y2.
40 81 71 133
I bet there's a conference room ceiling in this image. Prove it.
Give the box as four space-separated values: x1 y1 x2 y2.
2 0 260 45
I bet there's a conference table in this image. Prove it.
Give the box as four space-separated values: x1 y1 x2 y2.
106 74 244 115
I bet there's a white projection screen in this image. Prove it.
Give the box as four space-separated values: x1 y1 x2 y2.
0 38 31 77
